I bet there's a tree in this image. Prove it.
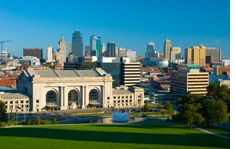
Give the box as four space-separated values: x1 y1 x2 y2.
207 83 229 101
201 99 228 127
0 101 7 122
176 95 204 129
164 101 174 118
143 104 150 112
35 116 42 125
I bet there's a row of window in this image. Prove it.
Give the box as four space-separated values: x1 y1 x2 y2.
108 96 133 100
113 100 133 103
5 100 29 104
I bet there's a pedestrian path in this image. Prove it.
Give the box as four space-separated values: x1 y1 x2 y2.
196 127 230 140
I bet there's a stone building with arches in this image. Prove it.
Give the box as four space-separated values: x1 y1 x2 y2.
16 68 145 112
17 68 113 112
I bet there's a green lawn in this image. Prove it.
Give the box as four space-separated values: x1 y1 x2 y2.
0 124 229 149
207 128 230 137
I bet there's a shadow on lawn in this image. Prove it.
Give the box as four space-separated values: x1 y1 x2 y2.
0 126 229 148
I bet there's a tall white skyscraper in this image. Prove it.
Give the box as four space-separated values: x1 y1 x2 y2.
46 45 54 63
102 43 106 56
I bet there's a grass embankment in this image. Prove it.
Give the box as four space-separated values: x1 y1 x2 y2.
0 123 229 149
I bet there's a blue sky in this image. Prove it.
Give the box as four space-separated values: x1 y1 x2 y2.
0 0 230 59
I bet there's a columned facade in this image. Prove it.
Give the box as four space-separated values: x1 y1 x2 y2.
17 68 113 112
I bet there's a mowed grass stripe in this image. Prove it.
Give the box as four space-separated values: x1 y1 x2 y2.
0 124 230 149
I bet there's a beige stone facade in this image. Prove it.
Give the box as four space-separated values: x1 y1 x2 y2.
16 68 145 112
0 93 29 113
106 86 144 108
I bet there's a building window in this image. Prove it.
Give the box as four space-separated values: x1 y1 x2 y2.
122 96 124 99
118 100 120 103
21 100 24 103
68 90 79 105
130 100 132 102
36 100 39 103
129 96 132 98
46 90 57 106
107 97 110 100
114 96 116 99
89 89 99 104
126 100 128 102
122 100 124 103
10 101 13 104
118 96 120 99
126 96 128 99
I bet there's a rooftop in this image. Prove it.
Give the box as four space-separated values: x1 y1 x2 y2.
112 89 133 95
0 92 29 100
23 68 109 78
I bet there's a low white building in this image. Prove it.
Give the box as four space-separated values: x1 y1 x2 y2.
0 92 29 113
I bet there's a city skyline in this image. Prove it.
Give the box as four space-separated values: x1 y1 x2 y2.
0 0 230 59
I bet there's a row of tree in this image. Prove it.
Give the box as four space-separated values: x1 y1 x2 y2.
173 83 229 129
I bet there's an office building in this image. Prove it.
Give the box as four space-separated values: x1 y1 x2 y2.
146 41 155 58
85 45 90 57
90 35 102 57
102 43 106 56
170 68 209 95
163 39 171 60
107 41 117 57
121 61 141 86
68 42 72 55
126 49 136 61
170 47 181 60
118 48 126 57
46 46 54 63
206 47 222 63
23 48 43 62
72 31 83 58
55 35 66 64
185 45 206 67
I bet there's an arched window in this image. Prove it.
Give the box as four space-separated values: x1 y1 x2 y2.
89 89 99 103
46 90 57 106
68 90 78 105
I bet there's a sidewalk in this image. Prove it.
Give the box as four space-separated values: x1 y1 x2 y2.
195 127 230 140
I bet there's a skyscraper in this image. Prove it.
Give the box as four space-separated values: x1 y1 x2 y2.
163 39 171 60
107 41 117 57
102 43 106 56
46 45 54 63
55 35 66 64
72 31 83 58
146 41 155 58
185 45 206 67
126 49 136 61
85 45 90 57
170 47 181 60
206 47 222 63
90 35 102 57
118 48 126 57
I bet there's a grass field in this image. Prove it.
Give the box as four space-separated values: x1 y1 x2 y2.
0 123 229 149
